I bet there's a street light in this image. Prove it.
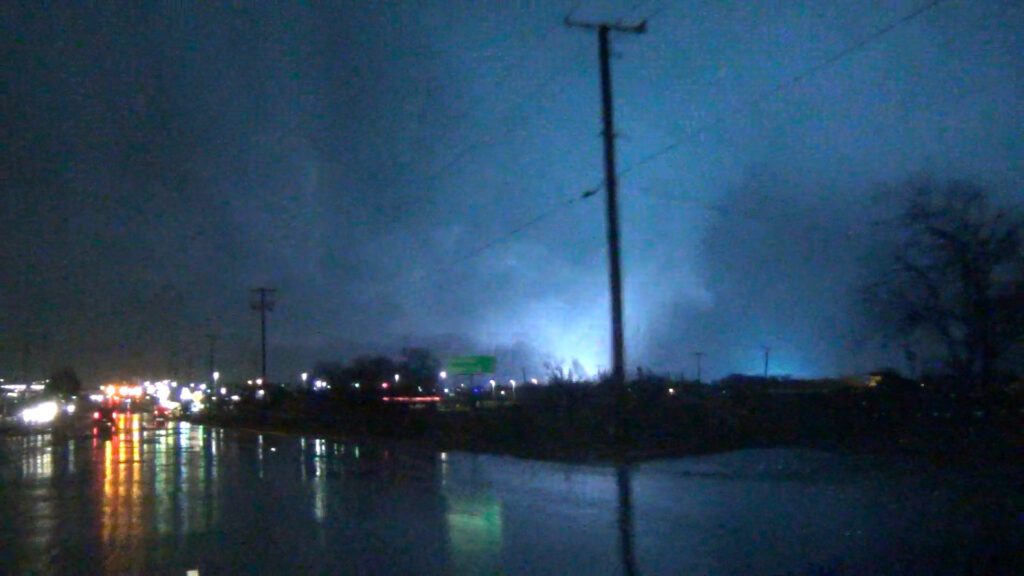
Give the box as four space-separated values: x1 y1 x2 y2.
213 371 220 386
301 372 308 389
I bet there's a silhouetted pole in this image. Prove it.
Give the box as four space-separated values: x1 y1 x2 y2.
762 345 771 379
566 16 645 438
694 351 705 384
250 288 276 384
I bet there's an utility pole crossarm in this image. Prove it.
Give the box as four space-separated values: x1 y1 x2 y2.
564 17 647 34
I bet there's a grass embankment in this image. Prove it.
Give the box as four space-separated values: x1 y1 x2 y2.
189 389 1022 466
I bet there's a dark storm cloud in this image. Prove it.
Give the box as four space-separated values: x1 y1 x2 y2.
643 169 878 379
3 1 1020 384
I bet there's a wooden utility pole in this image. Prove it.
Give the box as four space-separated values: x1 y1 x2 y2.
762 345 771 379
566 15 646 431
694 351 705 384
250 288 277 385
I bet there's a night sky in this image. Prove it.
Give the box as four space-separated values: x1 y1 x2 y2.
4 1 1021 385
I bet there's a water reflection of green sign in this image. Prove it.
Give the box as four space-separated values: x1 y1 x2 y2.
445 355 497 375
446 493 503 574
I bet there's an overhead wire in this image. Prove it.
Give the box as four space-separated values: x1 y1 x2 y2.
388 0 950 297
616 0 945 179
349 2 591 231
436 185 601 276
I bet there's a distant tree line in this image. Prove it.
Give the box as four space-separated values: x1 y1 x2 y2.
311 347 441 404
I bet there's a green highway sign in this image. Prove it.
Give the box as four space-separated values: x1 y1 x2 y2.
445 355 497 375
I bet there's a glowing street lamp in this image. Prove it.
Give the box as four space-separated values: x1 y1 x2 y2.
213 371 220 386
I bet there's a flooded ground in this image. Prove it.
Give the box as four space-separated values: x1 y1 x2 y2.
0 416 1018 575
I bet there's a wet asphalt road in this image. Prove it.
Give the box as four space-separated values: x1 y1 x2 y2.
0 415 1019 575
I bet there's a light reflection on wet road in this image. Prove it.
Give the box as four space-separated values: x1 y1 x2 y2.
0 418 1016 575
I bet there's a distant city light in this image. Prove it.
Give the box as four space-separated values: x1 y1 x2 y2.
20 401 58 425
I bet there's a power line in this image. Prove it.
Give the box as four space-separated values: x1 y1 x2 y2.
418 186 600 282
418 1 947 274
616 0 945 178
773 0 943 93
385 0 947 293
348 14 591 232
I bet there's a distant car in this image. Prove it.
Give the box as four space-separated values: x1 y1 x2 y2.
91 407 117 436
153 404 172 421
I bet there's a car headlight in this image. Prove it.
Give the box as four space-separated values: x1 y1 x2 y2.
21 401 59 425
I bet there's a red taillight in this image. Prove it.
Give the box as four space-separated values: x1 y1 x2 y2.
93 411 101 420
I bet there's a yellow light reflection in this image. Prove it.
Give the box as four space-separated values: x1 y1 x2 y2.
98 414 223 572
102 414 145 570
